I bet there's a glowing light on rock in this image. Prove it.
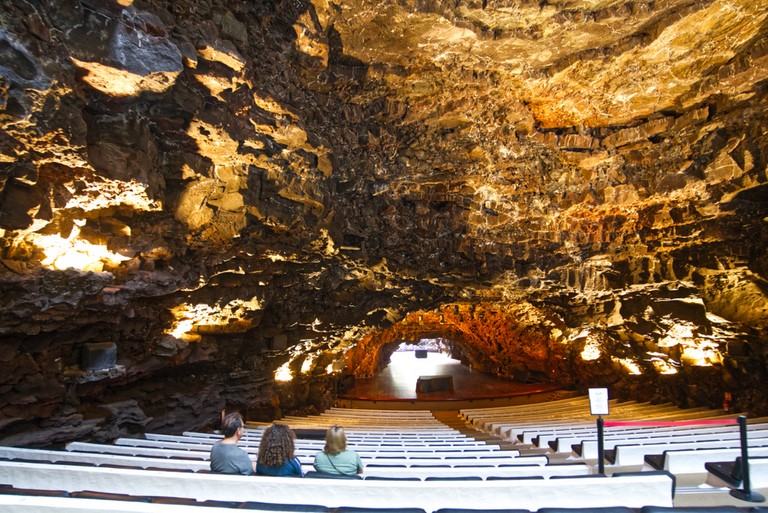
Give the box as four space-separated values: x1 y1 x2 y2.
614 357 643 375
71 58 181 96
657 322 721 366
658 323 694 347
34 223 131 272
580 338 601 361
166 297 264 339
169 319 195 339
326 357 346 375
275 362 293 382
300 355 316 374
652 358 678 375
681 345 721 366
63 178 161 213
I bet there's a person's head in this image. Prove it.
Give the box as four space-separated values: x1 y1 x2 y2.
257 423 296 466
221 412 244 439
324 425 347 455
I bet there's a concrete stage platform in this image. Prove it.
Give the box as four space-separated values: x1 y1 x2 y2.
338 351 566 410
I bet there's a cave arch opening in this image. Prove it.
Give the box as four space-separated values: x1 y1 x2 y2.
343 332 563 401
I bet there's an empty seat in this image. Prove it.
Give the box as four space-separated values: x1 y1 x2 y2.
335 508 427 513
435 510 530 513
0 485 70 497
304 471 362 480
150 495 235 507
641 507 743 513
611 471 676 499
70 490 151 502
424 476 483 481
486 476 544 481
538 508 634 513
240 501 331 512
364 476 421 481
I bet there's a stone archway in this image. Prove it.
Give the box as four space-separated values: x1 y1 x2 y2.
345 301 571 387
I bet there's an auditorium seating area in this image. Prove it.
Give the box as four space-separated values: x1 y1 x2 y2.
1 399 767 512
461 397 768 493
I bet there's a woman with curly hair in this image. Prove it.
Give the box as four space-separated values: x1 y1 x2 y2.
256 423 303 477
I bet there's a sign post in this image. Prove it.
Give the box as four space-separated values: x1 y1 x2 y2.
589 388 610 475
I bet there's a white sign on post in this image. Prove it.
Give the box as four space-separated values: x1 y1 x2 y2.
589 387 610 416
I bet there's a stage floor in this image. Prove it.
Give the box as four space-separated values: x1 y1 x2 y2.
340 351 560 402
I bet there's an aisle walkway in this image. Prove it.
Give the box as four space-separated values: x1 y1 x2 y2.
341 351 561 404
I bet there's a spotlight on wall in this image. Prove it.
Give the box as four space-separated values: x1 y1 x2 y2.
275 362 293 382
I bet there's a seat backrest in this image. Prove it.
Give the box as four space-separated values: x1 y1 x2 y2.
539 508 634 513
335 508 427 513
304 471 362 480
364 476 421 481
424 476 483 481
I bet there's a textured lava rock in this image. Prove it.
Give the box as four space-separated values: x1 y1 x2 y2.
0 0 767 445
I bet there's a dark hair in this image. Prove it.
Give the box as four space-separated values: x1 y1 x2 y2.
258 423 296 467
221 412 244 438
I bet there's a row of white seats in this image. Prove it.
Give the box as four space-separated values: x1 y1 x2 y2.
262 422 457 431
461 398 763 453
1 446 584 479
105 439 517 458
551 425 768 458
64 441 528 465
607 439 768 468
577 426 768 459
2 445 600 481
650 446 768 475
464 400 702 430
274 413 447 424
486 406 721 440
184 430 475 441
529 417 768 449
115 437 492 452
464 399 691 420
459 398 768 489
553 422 766 453
143 434 486 448
0 461 675 510
461 396 592 417
519 410 738 446
249 424 458 433
2 495 308 513
464 401 684 430
321 408 439 418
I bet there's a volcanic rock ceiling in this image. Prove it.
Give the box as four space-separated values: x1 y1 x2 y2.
1 0 767 442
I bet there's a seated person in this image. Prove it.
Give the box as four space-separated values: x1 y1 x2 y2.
209 412 255 475
313 425 363 475
256 423 304 477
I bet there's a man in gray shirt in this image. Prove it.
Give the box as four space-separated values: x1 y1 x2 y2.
210 412 255 475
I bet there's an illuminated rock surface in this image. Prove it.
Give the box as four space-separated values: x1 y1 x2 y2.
0 0 766 444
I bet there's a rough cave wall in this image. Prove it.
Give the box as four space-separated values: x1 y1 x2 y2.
0 0 767 445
